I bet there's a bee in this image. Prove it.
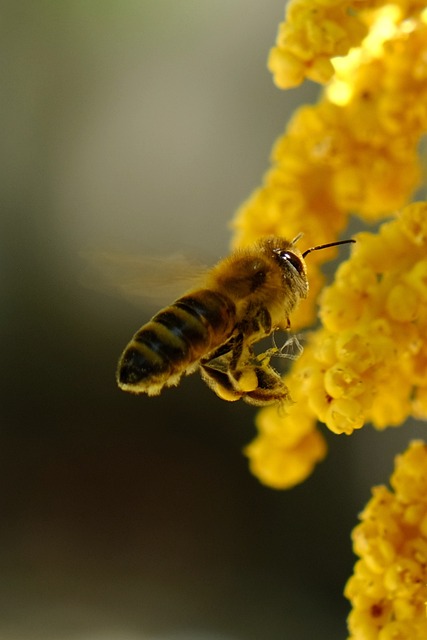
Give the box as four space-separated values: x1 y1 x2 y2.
116 235 354 405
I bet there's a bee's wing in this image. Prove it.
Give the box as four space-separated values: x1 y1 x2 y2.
82 250 210 307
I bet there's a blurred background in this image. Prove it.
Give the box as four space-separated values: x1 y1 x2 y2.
2 2 426 639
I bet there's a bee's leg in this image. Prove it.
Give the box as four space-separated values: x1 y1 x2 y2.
201 303 289 403
202 351 291 406
201 334 248 382
243 363 291 406
202 303 272 373
200 362 244 402
201 342 291 406
226 303 292 398
201 335 236 364
199 336 239 379
274 333 303 360
223 337 261 394
260 331 304 363
228 333 245 370
228 303 272 364
201 334 258 394
227 302 273 374
236 302 272 339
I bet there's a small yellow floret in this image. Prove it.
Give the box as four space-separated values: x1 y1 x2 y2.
386 283 419 322
267 47 306 89
325 397 365 434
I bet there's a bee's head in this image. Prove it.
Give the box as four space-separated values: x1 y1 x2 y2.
261 237 309 298
260 234 355 300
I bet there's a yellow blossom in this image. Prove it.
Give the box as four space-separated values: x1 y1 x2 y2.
245 395 326 490
232 6 427 336
345 441 427 640
244 200 427 486
269 2 427 90
228 2 427 638
260 203 427 439
268 0 368 89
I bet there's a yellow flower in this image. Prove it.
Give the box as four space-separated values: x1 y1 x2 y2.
232 2 427 637
234 6 427 245
232 6 427 338
318 203 427 431
345 441 427 640
268 0 368 89
245 202 427 487
245 396 326 490
236 3 427 490
269 2 427 90
249 202 427 444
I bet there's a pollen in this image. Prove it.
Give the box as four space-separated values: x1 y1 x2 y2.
236 368 258 393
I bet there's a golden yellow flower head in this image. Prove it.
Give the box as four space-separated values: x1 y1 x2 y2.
230 0 427 635
268 0 368 89
245 400 326 490
244 201 427 488
317 202 427 432
232 5 427 337
345 441 427 640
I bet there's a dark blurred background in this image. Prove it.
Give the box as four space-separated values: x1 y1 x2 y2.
2 2 425 639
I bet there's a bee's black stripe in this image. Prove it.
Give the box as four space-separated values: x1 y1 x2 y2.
118 290 236 390
154 308 208 347
175 291 235 332
134 327 189 361
118 345 168 385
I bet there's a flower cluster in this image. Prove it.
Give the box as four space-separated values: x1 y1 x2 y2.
230 2 427 637
236 3 427 488
268 0 368 88
245 202 427 489
232 4 427 329
345 441 427 640
268 1 427 89
245 397 327 490
318 204 427 431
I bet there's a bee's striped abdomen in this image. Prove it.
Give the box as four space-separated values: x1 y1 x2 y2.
117 289 236 395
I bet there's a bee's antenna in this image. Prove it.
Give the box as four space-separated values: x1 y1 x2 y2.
302 239 355 259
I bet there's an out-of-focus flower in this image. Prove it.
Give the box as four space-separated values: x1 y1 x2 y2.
268 0 368 88
245 399 327 490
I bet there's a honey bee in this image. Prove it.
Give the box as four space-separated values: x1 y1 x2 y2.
116 235 354 405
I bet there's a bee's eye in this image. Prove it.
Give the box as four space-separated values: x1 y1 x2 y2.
276 251 304 275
